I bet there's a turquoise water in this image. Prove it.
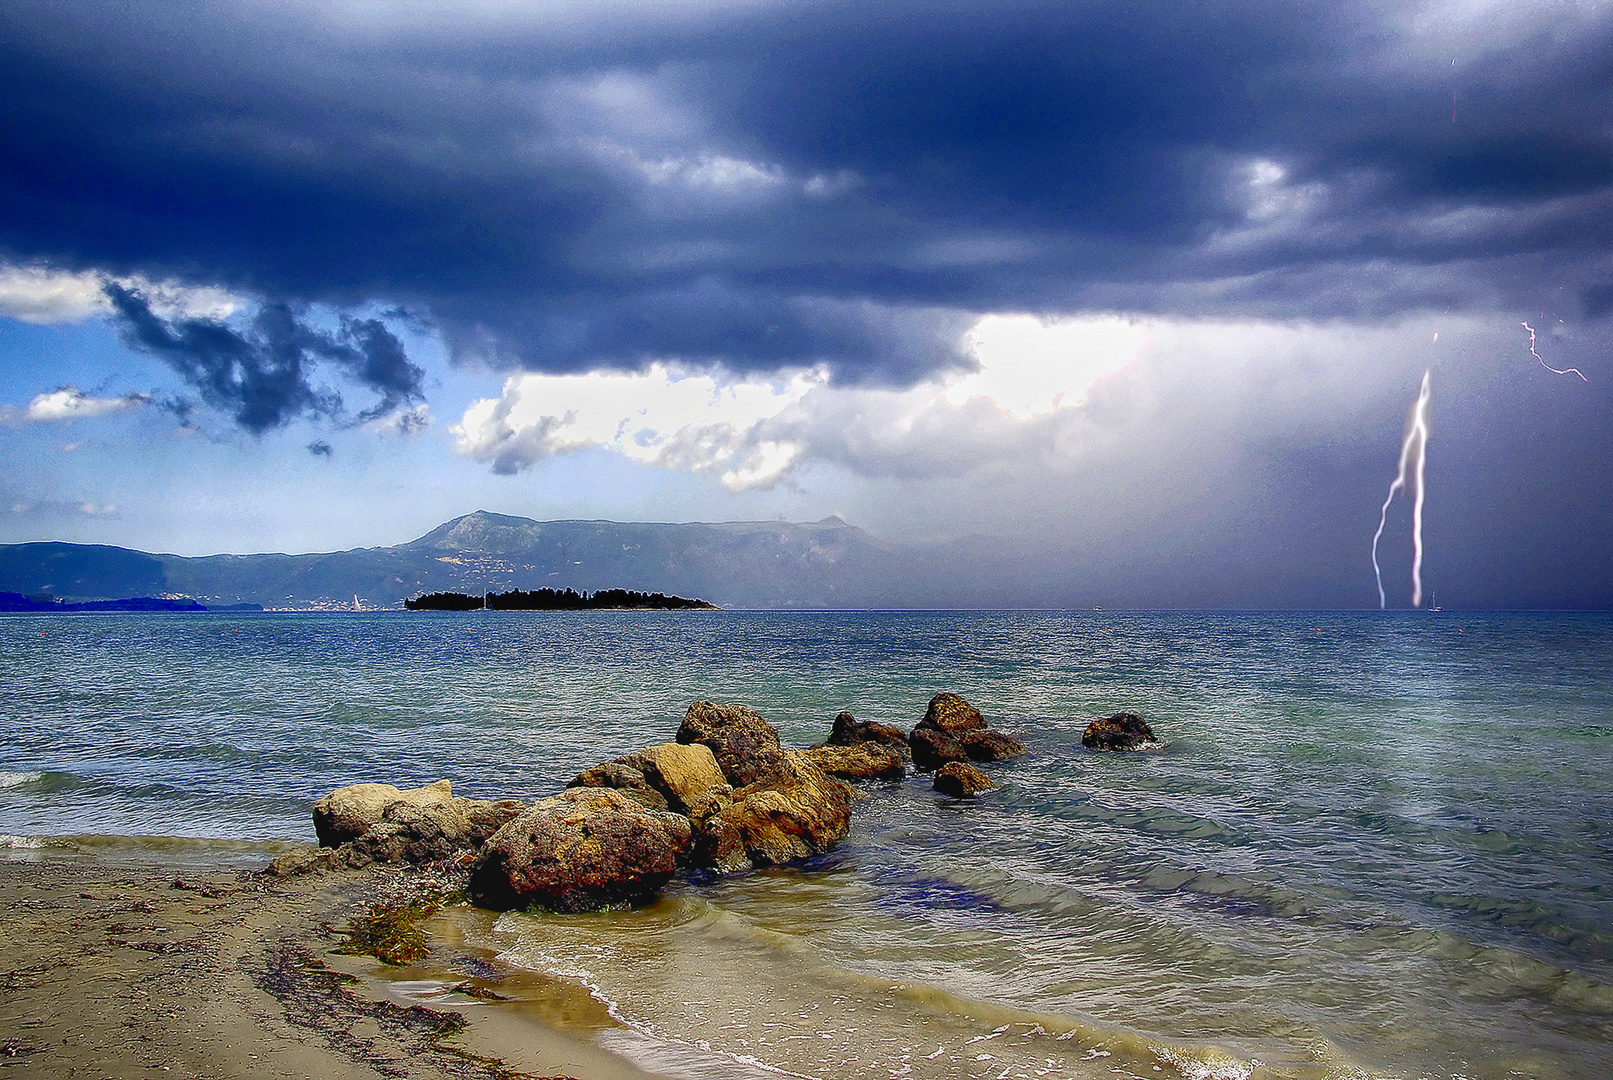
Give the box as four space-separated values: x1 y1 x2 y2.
3 610 1611 1079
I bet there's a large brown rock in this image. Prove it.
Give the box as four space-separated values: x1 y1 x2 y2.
676 701 785 786
801 743 906 781
312 780 454 847
825 711 911 757
934 761 994 798
916 692 986 736
1082 712 1159 751
692 751 853 873
961 729 1028 762
466 788 694 913
570 743 730 814
909 726 968 772
348 796 527 865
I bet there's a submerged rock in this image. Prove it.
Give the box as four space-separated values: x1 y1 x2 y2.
677 701 786 786
909 726 968 772
824 711 911 757
933 760 994 798
312 780 454 847
1082 712 1159 751
692 750 853 872
570 742 730 814
961 729 1027 762
801 743 906 781
916 692 986 737
466 788 694 913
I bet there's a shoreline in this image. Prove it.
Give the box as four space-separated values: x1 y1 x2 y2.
0 844 661 1080
0 838 1224 1080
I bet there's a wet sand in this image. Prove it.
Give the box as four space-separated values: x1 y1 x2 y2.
0 849 661 1080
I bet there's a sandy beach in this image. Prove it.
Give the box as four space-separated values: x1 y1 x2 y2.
0 848 660 1080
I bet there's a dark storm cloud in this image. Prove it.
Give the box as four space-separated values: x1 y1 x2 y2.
104 284 424 434
2 0 1611 383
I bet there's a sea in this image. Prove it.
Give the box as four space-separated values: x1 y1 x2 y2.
2 609 1610 1080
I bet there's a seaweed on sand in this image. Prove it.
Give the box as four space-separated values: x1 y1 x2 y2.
332 893 453 966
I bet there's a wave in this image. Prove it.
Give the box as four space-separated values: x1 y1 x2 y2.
467 894 1310 1080
0 769 81 793
0 834 53 849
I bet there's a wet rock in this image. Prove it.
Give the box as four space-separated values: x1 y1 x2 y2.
348 797 527 865
824 711 911 757
961 729 1028 762
909 727 968 772
466 788 694 913
312 780 454 847
1081 712 1159 751
692 750 853 873
801 743 906 781
676 701 786 787
915 692 986 737
934 761 994 798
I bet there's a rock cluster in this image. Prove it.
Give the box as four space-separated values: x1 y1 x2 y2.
291 691 1049 909
908 692 1027 776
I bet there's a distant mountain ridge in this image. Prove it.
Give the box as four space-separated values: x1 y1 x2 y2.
0 511 933 610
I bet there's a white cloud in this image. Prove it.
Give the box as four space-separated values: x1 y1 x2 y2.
127 279 241 322
0 263 245 326
13 386 149 424
0 266 109 324
452 363 824 488
363 403 433 437
452 314 1148 487
639 153 786 191
951 314 1141 418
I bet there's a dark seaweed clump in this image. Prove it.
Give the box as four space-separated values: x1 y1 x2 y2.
333 896 446 966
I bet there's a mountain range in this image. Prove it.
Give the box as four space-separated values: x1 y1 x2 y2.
0 511 989 610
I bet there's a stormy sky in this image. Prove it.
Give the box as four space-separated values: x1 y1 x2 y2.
2 0 1609 608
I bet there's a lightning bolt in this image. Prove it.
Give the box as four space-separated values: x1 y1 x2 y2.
1522 322 1588 381
1372 370 1432 609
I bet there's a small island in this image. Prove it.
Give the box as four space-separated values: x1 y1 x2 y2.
404 587 718 611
